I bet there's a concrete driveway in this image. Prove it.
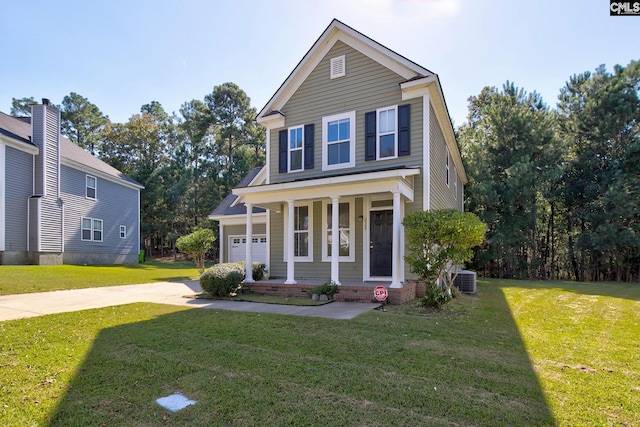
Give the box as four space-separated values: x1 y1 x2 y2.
0 281 380 322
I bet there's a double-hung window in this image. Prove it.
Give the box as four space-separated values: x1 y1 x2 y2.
288 126 303 172
284 203 313 262
322 200 355 262
86 175 97 199
82 217 103 242
377 106 397 159
120 225 127 239
446 149 450 187
322 111 355 170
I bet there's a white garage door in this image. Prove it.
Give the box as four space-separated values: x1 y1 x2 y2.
229 235 267 264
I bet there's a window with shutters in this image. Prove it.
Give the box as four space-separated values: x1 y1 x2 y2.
365 104 411 161
330 55 345 79
377 106 397 159
279 124 314 173
322 111 355 170
288 126 303 172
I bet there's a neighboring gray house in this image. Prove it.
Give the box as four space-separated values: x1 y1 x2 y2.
0 100 143 265
211 20 467 293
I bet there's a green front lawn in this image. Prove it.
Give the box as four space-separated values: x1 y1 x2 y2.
0 259 209 295
1 279 638 426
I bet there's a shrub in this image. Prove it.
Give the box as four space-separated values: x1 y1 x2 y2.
313 281 339 298
421 281 453 309
200 263 244 296
236 261 267 281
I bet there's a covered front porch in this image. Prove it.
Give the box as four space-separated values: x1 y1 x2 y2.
233 167 421 291
241 278 420 305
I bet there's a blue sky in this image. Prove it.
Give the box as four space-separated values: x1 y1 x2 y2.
1 0 638 127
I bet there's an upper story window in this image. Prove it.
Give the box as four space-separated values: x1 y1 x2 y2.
279 124 314 173
86 175 97 199
446 149 450 187
120 225 127 239
365 104 411 161
453 165 458 199
82 217 103 242
322 111 355 170
377 106 397 159
289 126 304 172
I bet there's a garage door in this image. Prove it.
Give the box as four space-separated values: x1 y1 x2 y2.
229 235 267 264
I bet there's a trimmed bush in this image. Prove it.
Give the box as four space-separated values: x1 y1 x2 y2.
199 261 266 297
200 263 244 296
237 261 267 281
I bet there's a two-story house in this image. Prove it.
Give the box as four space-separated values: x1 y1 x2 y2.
0 100 143 265
210 20 466 301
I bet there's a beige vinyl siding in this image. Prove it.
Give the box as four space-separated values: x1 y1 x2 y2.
429 107 460 211
270 41 424 184
269 198 365 281
5 146 33 251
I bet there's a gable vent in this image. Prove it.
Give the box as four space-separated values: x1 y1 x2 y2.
330 55 346 79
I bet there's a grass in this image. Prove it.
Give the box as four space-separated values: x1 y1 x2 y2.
0 278 638 426
0 259 210 295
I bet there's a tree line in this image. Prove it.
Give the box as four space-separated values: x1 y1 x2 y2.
459 60 639 282
11 60 638 282
11 83 265 258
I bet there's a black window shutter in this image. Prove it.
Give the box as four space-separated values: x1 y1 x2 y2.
398 104 410 157
365 111 376 161
279 130 287 173
304 124 314 169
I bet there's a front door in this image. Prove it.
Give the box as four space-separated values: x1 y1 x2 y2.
370 210 393 277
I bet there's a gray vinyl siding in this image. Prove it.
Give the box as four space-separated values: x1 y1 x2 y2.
61 165 139 258
223 224 266 262
429 107 460 211
4 147 33 251
269 41 424 184
268 198 365 281
32 109 45 195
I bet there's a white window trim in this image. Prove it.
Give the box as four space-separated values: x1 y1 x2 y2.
82 217 103 242
445 149 450 187
86 174 97 200
321 198 355 262
283 202 313 262
322 111 356 171
120 225 127 239
330 55 346 79
376 105 398 160
288 125 304 173
453 165 458 199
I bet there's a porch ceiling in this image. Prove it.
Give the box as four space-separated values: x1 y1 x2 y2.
233 167 420 210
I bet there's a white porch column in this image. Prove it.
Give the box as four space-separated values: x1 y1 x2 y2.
244 203 254 283
390 190 402 288
285 199 297 284
330 196 340 285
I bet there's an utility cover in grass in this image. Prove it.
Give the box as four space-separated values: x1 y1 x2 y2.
155 393 197 412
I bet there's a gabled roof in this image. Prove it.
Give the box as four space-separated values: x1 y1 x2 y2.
258 19 434 120
209 166 266 219
256 19 467 183
0 111 143 189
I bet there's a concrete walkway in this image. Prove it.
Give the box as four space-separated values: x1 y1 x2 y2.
0 281 381 322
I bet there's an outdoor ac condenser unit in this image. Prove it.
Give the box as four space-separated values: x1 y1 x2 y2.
454 270 477 294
